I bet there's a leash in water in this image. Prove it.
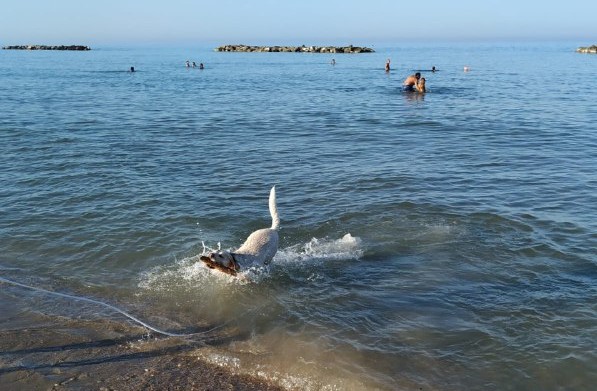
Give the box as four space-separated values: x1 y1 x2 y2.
0 276 228 338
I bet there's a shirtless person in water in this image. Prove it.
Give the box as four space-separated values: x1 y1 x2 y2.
403 72 421 92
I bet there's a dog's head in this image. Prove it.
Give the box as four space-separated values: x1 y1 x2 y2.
206 251 239 270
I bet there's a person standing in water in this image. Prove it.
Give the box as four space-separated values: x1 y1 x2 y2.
402 72 421 92
385 59 391 72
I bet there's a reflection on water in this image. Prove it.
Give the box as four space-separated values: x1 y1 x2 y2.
402 90 426 102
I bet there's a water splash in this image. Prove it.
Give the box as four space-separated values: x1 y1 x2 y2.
276 233 363 265
139 233 364 290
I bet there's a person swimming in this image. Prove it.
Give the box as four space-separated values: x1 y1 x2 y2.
385 59 391 72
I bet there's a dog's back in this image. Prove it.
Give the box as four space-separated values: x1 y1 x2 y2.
235 228 278 265
234 186 280 265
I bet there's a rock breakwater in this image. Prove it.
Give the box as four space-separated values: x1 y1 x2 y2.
2 45 91 51
576 45 597 54
215 44 374 53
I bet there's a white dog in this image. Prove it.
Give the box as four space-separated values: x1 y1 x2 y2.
200 186 279 275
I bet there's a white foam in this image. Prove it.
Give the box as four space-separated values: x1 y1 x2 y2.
195 348 347 391
275 233 363 264
196 344 366 391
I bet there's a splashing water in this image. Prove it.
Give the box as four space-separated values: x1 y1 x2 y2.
276 233 363 264
140 233 362 288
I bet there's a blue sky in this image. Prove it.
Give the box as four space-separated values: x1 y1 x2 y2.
1 0 596 46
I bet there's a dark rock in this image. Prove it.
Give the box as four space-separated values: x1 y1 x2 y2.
576 45 597 54
2 44 91 51
215 44 374 53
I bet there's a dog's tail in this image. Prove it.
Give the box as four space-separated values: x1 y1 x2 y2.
269 186 280 230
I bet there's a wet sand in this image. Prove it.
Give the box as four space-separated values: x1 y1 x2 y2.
0 315 284 391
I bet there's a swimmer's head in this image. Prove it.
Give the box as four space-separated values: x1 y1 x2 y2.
415 72 421 79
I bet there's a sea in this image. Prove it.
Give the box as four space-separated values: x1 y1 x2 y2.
1 41 596 390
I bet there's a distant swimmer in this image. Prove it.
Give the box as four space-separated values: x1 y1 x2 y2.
402 72 421 92
385 59 391 72
331 58 336 66
199 63 204 69
464 66 470 72
414 67 437 72
130 66 135 72
185 60 190 67
192 61 197 68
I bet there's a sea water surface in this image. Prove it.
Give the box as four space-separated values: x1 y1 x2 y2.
1 42 596 390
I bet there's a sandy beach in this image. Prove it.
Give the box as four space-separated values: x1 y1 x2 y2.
0 315 284 391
